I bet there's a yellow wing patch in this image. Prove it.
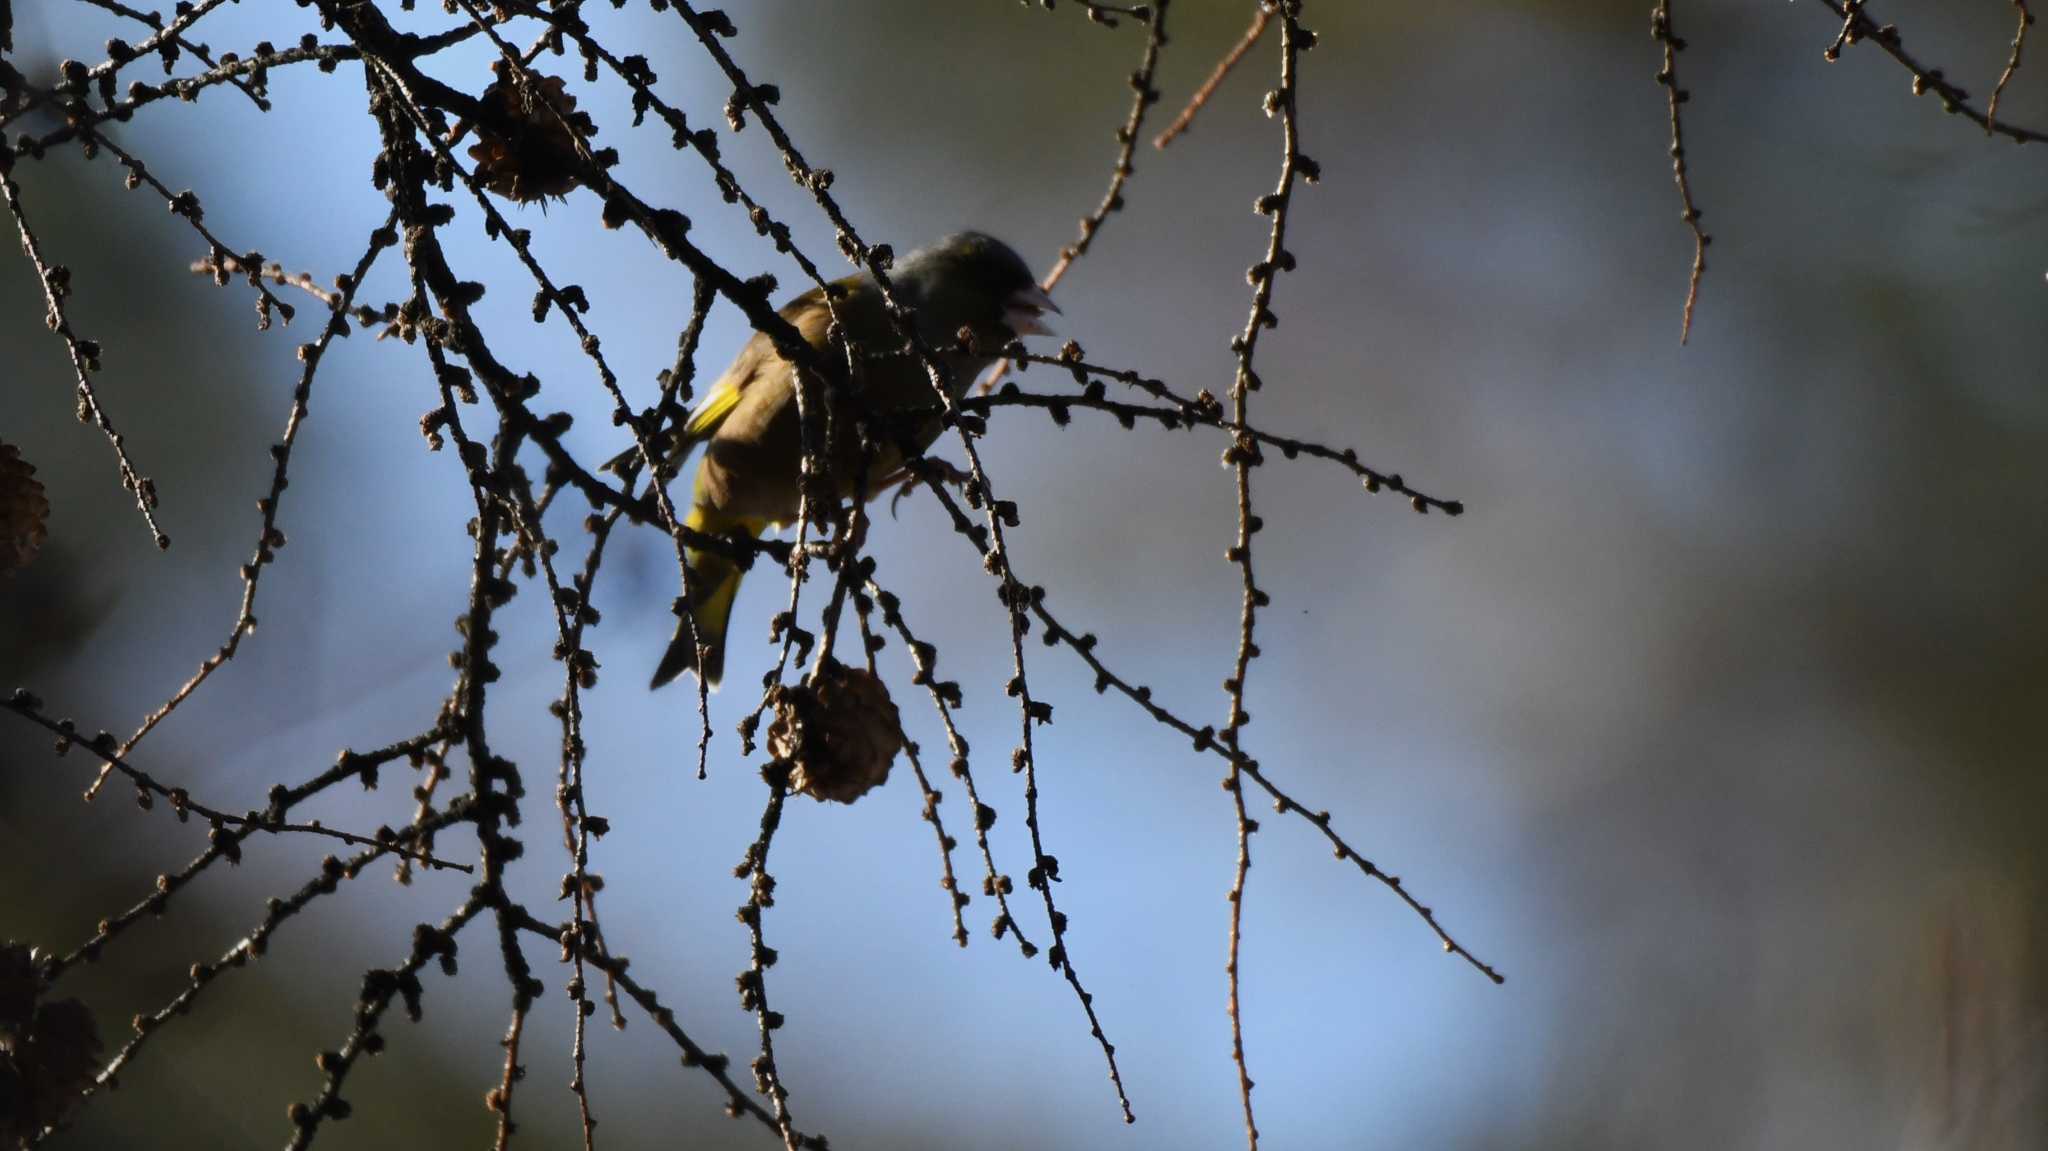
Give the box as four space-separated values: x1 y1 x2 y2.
681 378 745 442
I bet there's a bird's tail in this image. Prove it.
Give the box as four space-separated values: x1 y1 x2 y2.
651 505 756 689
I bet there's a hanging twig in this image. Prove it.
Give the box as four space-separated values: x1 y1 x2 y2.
1153 5 1271 150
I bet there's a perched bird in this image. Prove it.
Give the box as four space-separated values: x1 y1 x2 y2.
619 231 1059 688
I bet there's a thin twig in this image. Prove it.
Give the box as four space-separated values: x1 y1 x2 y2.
1653 0 1711 345
1988 1 2035 134
488 1005 528 1150
1810 0 2048 143
982 0 1168 394
10 40 360 146
1042 0 1167 294
1023 591 1508 985
50 808 468 1121
854 596 970 947
735 783 803 1151
1153 5 1271 149
978 350 1462 513
85 216 397 799
505 906 822 1146
865 571 1041 960
2 170 170 548
1213 5 1316 1143
76 0 270 109
4 692 471 872
285 895 488 1149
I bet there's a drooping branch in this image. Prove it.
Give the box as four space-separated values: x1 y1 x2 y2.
5 692 471 881
1987 1 2035 134
2 169 168 549
1809 0 2048 143
1652 1 1711 345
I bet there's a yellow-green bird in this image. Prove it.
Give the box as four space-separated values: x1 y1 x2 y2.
621 231 1059 688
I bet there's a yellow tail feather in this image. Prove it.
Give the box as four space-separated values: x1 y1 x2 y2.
651 506 761 689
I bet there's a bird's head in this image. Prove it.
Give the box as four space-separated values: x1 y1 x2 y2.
893 231 1060 351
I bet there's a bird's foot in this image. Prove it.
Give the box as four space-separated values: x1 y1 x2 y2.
883 457 974 518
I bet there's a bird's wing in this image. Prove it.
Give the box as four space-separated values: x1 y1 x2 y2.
677 346 759 443
679 285 838 442
602 285 841 476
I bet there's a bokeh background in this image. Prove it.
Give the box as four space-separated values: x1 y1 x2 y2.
4 1 2045 1147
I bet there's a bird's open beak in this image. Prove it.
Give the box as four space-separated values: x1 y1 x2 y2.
1003 284 1061 338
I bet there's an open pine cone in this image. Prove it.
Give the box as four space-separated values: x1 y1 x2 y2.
466 61 598 203
0 443 49 575
767 662 905 804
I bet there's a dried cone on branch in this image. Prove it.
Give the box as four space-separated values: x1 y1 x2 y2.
767 662 904 804
466 60 598 203
0 443 50 575
0 943 101 1148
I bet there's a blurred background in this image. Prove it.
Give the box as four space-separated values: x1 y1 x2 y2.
4 1 2045 1147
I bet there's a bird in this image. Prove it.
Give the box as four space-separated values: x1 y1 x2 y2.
615 231 1060 689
